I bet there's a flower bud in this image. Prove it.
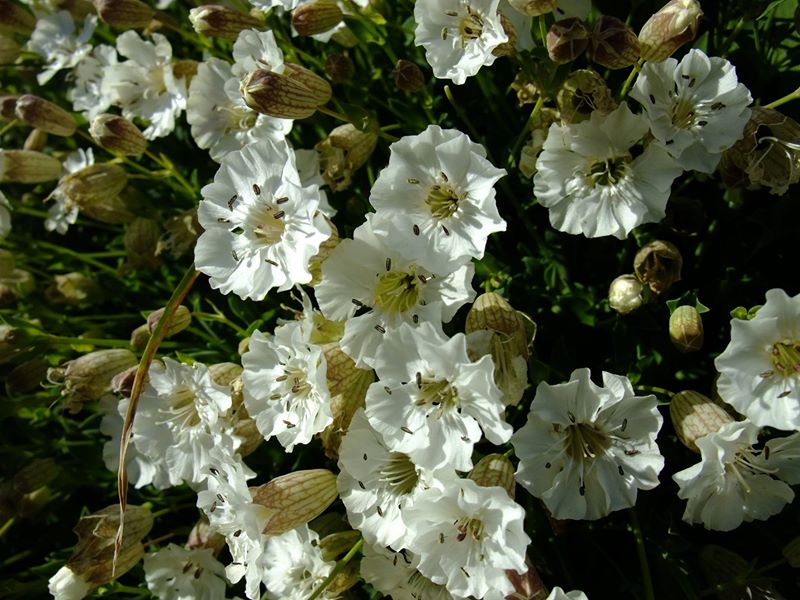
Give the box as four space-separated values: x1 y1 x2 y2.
186 517 227 553
23 128 48 151
156 208 201 259
49 349 138 411
0 268 34 305
90 114 147 155
591 15 640 69
60 0 95 20
242 65 332 119
0 0 36 35
324 50 354 84
111 365 138 397
633 240 682 295
93 0 155 28
129 324 149 351
0 150 61 183
669 390 733 452
292 0 343 36
608 274 643 315
319 530 361 562
13 457 59 494
783 536 800 568
146 304 192 338
0 94 17 121
669 305 704 353
124 217 160 271
55 163 129 210
316 123 378 192
208 362 242 387
547 18 590 64
507 0 557 17
189 4 263 40
251 469 339 535
330 25 358 47
392 59 426 92
0 33 20 65
468 453 516 498
556 69 616 124
6 357 48 394
45 272 102 306
14 95 77 137
639 0 703 62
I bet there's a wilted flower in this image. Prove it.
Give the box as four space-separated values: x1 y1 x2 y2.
633 239 682 295
590 15 640 69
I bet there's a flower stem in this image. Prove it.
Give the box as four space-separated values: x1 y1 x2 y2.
317 105 399 141
629 509 655 600
508 96 545 169
306 537 364 600
634 385 674 399
618 59 644 101
538 15 548 47
764 86 800 109
0 119 18 137
0 517 15 539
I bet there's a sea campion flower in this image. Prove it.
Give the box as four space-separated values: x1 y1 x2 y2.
630 48 752 173
404 478 529 600
414 0 509 85
27 10 95 84
369 125 507 272
512 368 664 520
673 421 800 531
365 321 511 471
715 288 800 430
143 544 228 600
261 525 338 600
45 148 93 235
68 44 118 121
533 103 682 239
194 139 331 301
360 543 455 600
231 28 284 79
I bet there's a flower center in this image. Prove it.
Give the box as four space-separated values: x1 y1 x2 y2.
252 203 286 245
373 268 421 314
378 452 419 495
163 384 200 427
563 422 611 460
455 516 485 542
459 8 484 41
425 182 461 220
671 97 696 129
282 365 313 399
218 104 258 133
771 341 800 377
418 376 459 410
586 157 628 187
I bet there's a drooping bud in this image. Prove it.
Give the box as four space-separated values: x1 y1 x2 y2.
111 365 138 397
392 59 426 92
669 305 704 353
251 469 339 535
556 69 616 124
292 0 343 37
591 15 640 69
93 0 155 29
129 324 150 351
45 272 102 306
507 0 557 17
669 390 733 452
146 304 192 338
59 164 129 208
6 358 48 394
547 18 590 64
639 0 703 62
189 4 263 40
14 458 59 494
242 65 332 119
90 114 148 156
0 0 36 35
14 95 77 137
156 208 201 259
315 123 378 192
319 530 361 562
608 274 644 315
324 50 354 84
468 453 516 498
48 349 138 412
23 128 47 151
0 150 61 183
124 217 160 271
783 536 800 568
0 34 20 65
633 240 682 295
0 94 17 120
0 267 34 305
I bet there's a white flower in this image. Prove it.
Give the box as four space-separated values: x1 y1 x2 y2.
241 322 332 452
715 288 800 430
187 58 292 162
295 148 336 218
316 216 475 369
48 566 92 600
337 409 457 548
369 125 506 272
144 544 227 600
27 11 95 84
231 29 284 80
360 543 458 600
512 368 664 520
414 0 508 85
365 322 511 471
547 587 589 600
105 31 187 139
405 478 529 600
673 421 798 531
262 525 338 600
68 44 118 121
630 48 752 173
0 191 11 240
45 148 94 235
194 140 331 301
533 103 682 239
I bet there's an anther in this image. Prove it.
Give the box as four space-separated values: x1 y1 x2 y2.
252 183 261 195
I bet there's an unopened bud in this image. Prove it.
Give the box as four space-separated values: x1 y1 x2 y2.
0 0 36 35
111 365 138 397
56 164 129 209
60 0 95 20
242 65 332 119
173 59 199 86
507 0 557 17
591 15 640 69
6 358 48 394
251 469 339 535
608 274 643 315
14 458 59 494
547 18 589 64
669 305 704 353
324 51 354 84
49 349 138 409
124 218 160 271
14 95 77 137
0 94 17 120
0 150 61 183
783 536 800 568
23 128 47 151
129 324 149 351
633 240 682 295
330 25 358 47
146 305 192 338
292 0 343 36
189 5 263 40
45 272 102 306
93 0 155 28
208 362 242 387
468 453 516 498
0 268 34 304
90 114 147 155
156 208 201 259
319 530 361 562
639 0 703 62
556 69 616 124
670 390 733 452
0 33 20 65
392 59 426 92
186 517 227 553
316 123 378 192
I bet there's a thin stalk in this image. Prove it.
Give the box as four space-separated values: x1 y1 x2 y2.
317 105 399 141
306 537 364 600
48 336 178 350
630 509 656 600
764 86 800 109
35 240 120 276
508 96 545 168
634 385 674 399
538 15 548 47
618 59 644 101
0 119 19 137
0 517 15 538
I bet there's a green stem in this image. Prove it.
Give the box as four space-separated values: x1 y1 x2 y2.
0 517 15 538
618 59 644 101
508 96 545 168
764 86 800 109
306 537 364 600
0 119 19 137
538 15 548 47
193 312 247 335
35 240 120 276
630 509 655 600
634 385 674 399
317 105 399 141
47 335 178 349
144 150 197 200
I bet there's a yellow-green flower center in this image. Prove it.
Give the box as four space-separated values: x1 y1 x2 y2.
378 452 419 495
586 156 628 187
425 182 461 220
564 422 611 460
283 365 312 398
771 341 800 377
459 9 484 41
418 377 459 410
373 268 421 314
671 97 696 129
164 384 200 427
455 516 485 542
252 204 286 245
